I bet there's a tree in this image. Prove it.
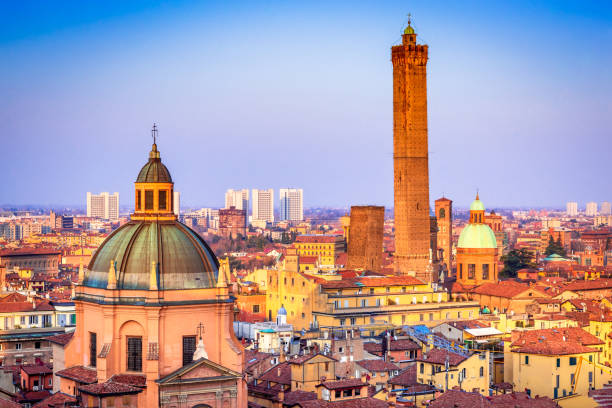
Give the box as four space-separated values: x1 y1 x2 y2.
500 248 535 278
545 235 566 257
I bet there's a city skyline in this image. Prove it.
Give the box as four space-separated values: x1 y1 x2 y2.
1 1 610 208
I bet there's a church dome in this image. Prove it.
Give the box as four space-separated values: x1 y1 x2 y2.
136 144 173 183
470 197 485 212
85 220 219 290
84 131 218 291
458 223 497 249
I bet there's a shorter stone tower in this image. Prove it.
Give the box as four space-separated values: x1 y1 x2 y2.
346 206 385 272
435 197 453 274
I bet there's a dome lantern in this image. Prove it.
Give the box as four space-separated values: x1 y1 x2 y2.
132 125 176 222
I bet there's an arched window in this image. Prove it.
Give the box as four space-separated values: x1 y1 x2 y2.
439 208 445 219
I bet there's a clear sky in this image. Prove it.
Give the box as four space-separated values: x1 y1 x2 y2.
1 1 610 210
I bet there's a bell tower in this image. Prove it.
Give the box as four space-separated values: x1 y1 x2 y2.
391 17 431 281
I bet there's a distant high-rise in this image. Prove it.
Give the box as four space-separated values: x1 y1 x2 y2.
586 202 598 216
601 201 611 216
391 19 431 281
566 202 578 217
173 191 180 216
252 189 274 223
279 188 303 222
225 189 249 211
86 192 119 220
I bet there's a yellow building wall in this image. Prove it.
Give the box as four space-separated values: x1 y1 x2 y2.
290 355 336 392
295 242 336 266
512 351 611 399
417 353 490 395
266 269 318 330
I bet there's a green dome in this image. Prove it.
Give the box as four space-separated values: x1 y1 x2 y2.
136 157 173 183
85 220 219 290
470 198 485 212
457 223 497 249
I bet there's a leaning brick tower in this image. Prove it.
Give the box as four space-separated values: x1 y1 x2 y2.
391 18 431 281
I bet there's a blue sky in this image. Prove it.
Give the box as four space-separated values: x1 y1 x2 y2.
1 1 610 209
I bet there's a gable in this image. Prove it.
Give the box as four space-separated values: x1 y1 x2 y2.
514 288 550 299
305 354 334 364
157 358 241 385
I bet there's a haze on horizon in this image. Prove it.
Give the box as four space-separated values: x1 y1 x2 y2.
1 1 610 210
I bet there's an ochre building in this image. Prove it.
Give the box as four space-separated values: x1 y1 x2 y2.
61 139 247 407
391 20 432 281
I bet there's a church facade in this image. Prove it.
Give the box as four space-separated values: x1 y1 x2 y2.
60 133 247 407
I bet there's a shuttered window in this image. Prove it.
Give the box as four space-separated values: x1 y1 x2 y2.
127 337 142 371
183 336 196 366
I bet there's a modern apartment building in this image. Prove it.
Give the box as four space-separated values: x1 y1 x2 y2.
586 202 598 217
225 189 249 211
566 202 578 217
86 192 119 220
279 188 303 222
252 189 274 224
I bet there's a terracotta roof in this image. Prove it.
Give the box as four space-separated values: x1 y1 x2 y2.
427 389 490 407
0 399 21 408
472 281 547 299
55 366 97 384
258 362 291 385
283 390 317 405
21 365 53 375
511 328 603 355
0 248 61 257
45 332 73 346
295 235 340 243
363 338 420 355
388 365 417 386
416 349 468 366
490 392 560 407
321 276 425 289
79 381 142 396
32 392 77 408
317 378 364 389
0 299 54 313
355 359 399 372
288 353 336 365
108 374 146 388
563 279 612 292
288 398 389 407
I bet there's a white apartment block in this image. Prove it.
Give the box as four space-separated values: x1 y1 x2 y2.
225 189 249 211
279 188 303 222
586 202 598 217
566 202 578 217
252 189 274 223
173 191 180 216
87 192 119 220
600 201 611 216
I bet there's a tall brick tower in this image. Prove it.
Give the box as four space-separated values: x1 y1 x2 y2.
391 18 431 281
435 197 453 274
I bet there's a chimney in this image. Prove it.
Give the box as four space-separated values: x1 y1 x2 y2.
277 367 281 377
361 372 368 383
